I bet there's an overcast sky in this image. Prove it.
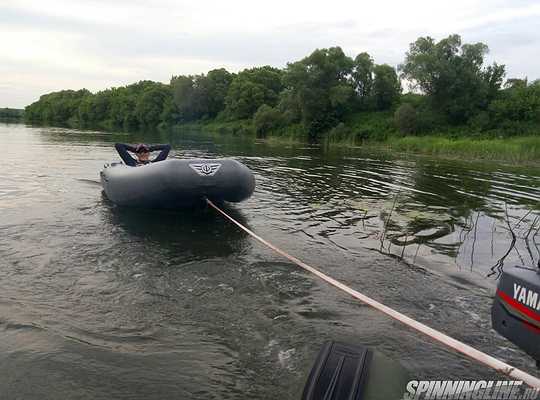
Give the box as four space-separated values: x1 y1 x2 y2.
1 0 540 108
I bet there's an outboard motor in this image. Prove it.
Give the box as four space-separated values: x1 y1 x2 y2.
491 266 540 368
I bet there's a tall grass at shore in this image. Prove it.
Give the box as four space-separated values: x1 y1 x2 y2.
176 117 540 163
377 136 540 163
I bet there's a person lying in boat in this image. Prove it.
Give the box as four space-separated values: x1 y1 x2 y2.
114 143 171 167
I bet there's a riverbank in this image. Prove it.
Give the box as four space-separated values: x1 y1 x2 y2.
0 107 24 122
372 135 540 163
21 35 540 166
172 119 540 164
12 116 540 164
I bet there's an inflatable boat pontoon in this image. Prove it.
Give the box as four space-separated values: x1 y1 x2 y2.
100 159 255 209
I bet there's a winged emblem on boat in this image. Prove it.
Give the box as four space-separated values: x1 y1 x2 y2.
189 163 222 176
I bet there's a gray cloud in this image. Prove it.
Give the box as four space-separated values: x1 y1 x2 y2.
463 14 540 79
1 1 539 108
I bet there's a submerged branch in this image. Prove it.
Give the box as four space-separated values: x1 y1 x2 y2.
380 192 399 252
488 203 517 278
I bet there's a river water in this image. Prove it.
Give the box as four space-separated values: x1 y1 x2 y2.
1 123 539 399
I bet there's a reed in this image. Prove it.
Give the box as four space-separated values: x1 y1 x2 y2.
379 135 540 163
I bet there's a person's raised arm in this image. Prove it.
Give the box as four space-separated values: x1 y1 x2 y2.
114 143 138 167
149 144 171 163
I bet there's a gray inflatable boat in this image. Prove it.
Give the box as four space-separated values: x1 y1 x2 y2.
100 159 255 209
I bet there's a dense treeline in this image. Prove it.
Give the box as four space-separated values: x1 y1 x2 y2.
25 34 540 141
0 108 24 120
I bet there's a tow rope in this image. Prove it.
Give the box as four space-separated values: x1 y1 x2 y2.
206 198 540 388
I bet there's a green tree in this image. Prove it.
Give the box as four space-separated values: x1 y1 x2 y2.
171 75 199 121
352 52 374 102
224 66 283 119
253 104 283 136
283 47 354 137
106 87 138 130
171 68 233 121
372 64 401 110
78 91 111 127
394 103 417 134
77 81 159 129
400 35 504 124
0 108 24 120
399 34 505 124
488 79 540 135
25 89 90 125
205 68 234 117
276 88 302 125
135 84 172 127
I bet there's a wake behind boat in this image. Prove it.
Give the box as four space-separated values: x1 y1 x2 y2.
100 158 255 208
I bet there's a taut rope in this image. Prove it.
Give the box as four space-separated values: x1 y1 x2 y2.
206 198 540 388
206 199 540 389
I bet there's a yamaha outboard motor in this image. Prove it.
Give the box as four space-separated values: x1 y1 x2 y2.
302 341 410 400
492 266 540 368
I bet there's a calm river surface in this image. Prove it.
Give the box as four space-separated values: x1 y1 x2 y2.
1 123 539 399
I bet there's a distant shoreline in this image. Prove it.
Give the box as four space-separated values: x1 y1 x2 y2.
178 119 540 164
12 119 540 165
18 34 540 164
0 107 24 121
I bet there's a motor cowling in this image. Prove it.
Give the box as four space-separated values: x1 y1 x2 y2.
491 266 540 366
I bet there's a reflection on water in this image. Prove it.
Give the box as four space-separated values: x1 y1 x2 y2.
235 141 540 283
1 123 539 399
105 199 251 260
